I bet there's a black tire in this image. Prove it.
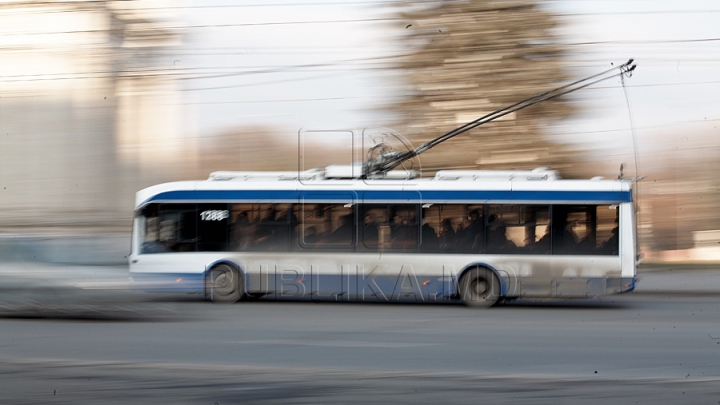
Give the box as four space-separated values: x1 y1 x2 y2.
459 267 500 308
207 264 243 303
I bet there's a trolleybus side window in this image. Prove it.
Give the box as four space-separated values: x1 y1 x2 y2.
551 205 618 255
360 205 384 250
419 206 440 253
228 203 295 252
359 204 419 253
138 202 620 256
596 205 620 255
141 203 197 253
457 205 485 253
299 203 355 250
487 205 550 254
229 205 254 251
418 204 484 254
389 205 418 252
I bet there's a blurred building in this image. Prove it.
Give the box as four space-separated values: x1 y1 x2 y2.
0 0 187 234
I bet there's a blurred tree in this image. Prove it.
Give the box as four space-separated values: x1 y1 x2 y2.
385 2 720 255
385 0 578 175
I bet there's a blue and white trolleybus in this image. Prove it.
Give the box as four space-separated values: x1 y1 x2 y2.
129 166 636 307
128 60 638 307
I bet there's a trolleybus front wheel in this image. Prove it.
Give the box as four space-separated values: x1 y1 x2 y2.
459 267 500 308
207 264 244 303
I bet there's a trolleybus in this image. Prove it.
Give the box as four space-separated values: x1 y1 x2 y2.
129 166 636 306
128 59 638 307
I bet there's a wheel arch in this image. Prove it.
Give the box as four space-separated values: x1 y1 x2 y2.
204 259 247 295
457 262 508 297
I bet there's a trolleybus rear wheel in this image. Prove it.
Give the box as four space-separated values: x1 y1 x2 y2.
207 264 243 303
459 267 500 308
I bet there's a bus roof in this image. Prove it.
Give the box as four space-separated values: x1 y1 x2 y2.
135 167 632 209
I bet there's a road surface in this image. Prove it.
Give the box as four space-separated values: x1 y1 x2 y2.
0 264 719 404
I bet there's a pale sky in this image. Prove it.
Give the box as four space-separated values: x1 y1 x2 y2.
174 0 720 176
544 1 720 138
178 0 394 134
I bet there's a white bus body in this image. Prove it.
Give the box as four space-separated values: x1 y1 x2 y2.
129 167 636 306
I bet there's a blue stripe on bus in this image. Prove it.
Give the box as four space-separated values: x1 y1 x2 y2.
144 189 631 204
513 190 631 202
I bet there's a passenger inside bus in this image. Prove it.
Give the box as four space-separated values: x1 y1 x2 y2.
390 209 417 250
439 218 456 252
486 214 516 252
331 214 353 243
420 213 439 252
534 226 551 253
600 216 620 254
363 212 379 246
562 221 580 249
456 209 484 252
303 226 319 245
230 211 251 250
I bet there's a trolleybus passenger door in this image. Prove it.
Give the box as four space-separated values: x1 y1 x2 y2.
293 192 357 301
551 205 621 297
357 191 429 302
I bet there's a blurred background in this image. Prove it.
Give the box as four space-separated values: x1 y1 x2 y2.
0 0 718 263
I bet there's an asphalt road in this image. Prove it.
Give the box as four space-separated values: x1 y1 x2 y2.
1 264 719 404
